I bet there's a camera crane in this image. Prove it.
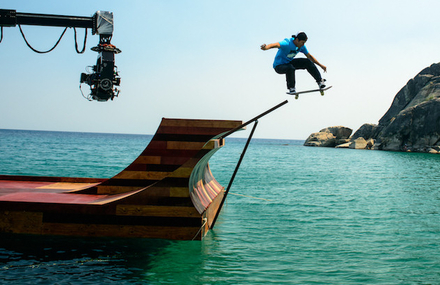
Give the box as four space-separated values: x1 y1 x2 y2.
0 9 121 102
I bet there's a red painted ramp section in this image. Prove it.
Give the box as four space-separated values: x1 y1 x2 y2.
0 192 105 204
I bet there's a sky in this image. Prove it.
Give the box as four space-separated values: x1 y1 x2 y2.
1 0 440 140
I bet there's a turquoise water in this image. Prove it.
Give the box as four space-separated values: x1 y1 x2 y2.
0 129 440 284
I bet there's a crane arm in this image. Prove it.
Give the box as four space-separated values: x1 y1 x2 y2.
0 9 94 29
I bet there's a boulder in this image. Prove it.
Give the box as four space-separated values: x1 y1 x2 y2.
304 126 352 147
428 147 440 154
304 132 336 147
335 142 350 148
351 124 377 140
336 138 351 145
349 138 368 149
348 137 375 149
319 126 352 139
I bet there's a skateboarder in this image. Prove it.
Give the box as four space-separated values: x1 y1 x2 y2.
261 32 327 95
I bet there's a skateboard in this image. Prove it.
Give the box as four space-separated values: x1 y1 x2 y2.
287 86 332 99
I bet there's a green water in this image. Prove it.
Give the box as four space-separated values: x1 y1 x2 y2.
0 130 439 284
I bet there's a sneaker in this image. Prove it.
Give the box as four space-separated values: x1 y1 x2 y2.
286 88 296 95
317 79 326 89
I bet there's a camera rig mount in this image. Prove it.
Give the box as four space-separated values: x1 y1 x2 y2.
0 9 121 102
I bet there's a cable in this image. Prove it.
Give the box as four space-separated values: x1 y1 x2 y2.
18 25 88 54
74 27 87 54
79 84 92 101
19 24 68 54
0 26 3 44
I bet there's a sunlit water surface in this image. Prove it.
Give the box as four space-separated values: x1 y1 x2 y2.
0 129 439 284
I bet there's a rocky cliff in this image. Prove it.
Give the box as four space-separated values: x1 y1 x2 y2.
305 62 440 153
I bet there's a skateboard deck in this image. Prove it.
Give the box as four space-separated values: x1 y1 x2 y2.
287 86 332 99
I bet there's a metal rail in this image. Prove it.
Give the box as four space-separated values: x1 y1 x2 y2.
211 100 289 229
220 100 288 139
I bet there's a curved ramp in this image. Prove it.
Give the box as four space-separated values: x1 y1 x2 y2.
0 118 243 240
96 118 242 194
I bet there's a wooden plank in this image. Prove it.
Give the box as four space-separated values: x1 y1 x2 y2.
42 212 199 226
113 171 171 180
116 186 171 198
157 126 241 136
140 140 167 150
153 134 215 142
96 185 148 195
141 148 199 158
110 186 188 198
0 175 106 183
42 223 202 240
168 167 193 178
170 187 190 197
160 156 196 166
130 156 161 165
0 192 106 204
160 118 243 128
111 167 193 180
37 182 98 190
0 211 43 234
166 141 206 150
116 205 199 218
202 139 223 150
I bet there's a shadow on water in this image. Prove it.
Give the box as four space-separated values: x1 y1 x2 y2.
0 233 178 284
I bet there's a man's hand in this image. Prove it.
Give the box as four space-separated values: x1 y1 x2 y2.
260 42 280 50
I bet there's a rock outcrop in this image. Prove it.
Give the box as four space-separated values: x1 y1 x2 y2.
304 126 352 147
351 123 377 141
304 62 440 153
372 63 440 152
349 137 374 149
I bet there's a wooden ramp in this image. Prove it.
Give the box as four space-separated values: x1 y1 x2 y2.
0 118 243 240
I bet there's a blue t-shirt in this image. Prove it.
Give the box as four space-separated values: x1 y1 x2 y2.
273 38 309 68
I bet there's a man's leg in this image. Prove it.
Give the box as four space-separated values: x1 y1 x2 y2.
274 63 296 89
290 58 322 82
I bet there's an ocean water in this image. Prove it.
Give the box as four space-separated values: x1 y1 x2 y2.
0 129 440 284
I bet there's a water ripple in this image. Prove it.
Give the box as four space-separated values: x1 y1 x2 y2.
1 132 440 284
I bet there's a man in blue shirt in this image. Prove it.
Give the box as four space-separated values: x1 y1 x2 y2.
261 32 327 95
